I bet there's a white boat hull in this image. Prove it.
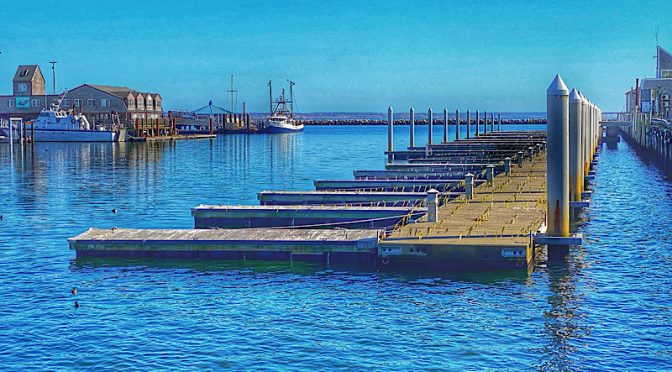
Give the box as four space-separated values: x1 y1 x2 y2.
264 121 304 133
32 129 120 142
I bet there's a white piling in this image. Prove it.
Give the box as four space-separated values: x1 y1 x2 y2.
490 112 495 133
569 89 583 202
455 109 460 141
546 74 570 237
484 110 488 135
387 107 394 159
426 189 439 223
465 173 474 199
443 108 448 143
409 107 415 148
428 108 433 145
504 157 511 175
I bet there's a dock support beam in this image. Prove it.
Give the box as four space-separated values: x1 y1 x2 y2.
426 189 439 222
546 74 570 238
475 110 480 137
455 109 460 141
465 173 474 199
484 110 488 135
466 110 471 139
569 89 583 202
497 113 502 131
409 107 415 148
427 108 433 145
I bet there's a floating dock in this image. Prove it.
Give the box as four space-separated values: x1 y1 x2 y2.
70 80 602 269
191 204 426 229
69 227 379 264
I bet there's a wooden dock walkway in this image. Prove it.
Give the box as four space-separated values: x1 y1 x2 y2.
379 152 548 267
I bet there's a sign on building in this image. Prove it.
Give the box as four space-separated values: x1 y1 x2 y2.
15 97 30 109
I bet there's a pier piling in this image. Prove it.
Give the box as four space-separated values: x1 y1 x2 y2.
476 110 480 137
426 189 439 223
443 108 449 143
569 89 583 202
484 110 488 135
387 107 394 160
409 107 415 148
490 113 495 133
504 157 511 175
486 164 495 186
465 173 474 199
466 110 471 139
497 113 502 131
428 108 433 145
455 109 460 141
546 74 570 238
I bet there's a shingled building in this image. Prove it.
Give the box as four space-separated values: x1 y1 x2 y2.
0 64 163 123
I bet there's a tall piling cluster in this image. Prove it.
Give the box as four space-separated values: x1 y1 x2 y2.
386 106 506 152
546 75 601 238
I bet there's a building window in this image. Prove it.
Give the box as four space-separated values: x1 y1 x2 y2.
74 99 83 107
17 83 28 93
62 99 70 107
101 99 110 108
87 99 95 107
31 98 40 107
7 100 14 108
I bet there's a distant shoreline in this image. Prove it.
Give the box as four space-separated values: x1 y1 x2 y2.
297 119 547 126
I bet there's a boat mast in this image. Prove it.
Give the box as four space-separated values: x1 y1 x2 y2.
268 80 273 114
288 80 295 118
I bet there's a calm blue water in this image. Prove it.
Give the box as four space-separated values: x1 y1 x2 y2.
1 126 671 370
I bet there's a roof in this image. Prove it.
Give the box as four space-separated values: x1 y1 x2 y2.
192 103 231 115
13 65 43 82
87 84 135 99
641 78 672 90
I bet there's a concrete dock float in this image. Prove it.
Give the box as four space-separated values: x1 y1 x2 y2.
69 227 379 263
258 190 460 207
314 179 480 192
191 204 426 229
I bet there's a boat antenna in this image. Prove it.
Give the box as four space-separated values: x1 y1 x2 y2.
268 80 273 114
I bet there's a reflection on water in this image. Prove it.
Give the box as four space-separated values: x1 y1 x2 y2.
1 126 671 369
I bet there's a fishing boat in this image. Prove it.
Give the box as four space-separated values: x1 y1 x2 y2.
262 80 304 133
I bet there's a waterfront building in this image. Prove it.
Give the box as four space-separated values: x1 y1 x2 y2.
0 64 163 123
626 45 672 119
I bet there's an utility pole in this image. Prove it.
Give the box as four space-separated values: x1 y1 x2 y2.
49 61 57 94
226 75 237 114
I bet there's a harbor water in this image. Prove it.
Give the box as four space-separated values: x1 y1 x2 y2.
1 125 671 369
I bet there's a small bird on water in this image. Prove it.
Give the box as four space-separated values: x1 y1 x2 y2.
0 215 3 221
71 287 77 295
74 300 80 308
112 209 117 214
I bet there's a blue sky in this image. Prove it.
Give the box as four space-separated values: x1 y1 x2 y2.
1 0 670 112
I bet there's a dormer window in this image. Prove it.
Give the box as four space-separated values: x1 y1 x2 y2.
20 69 29 77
